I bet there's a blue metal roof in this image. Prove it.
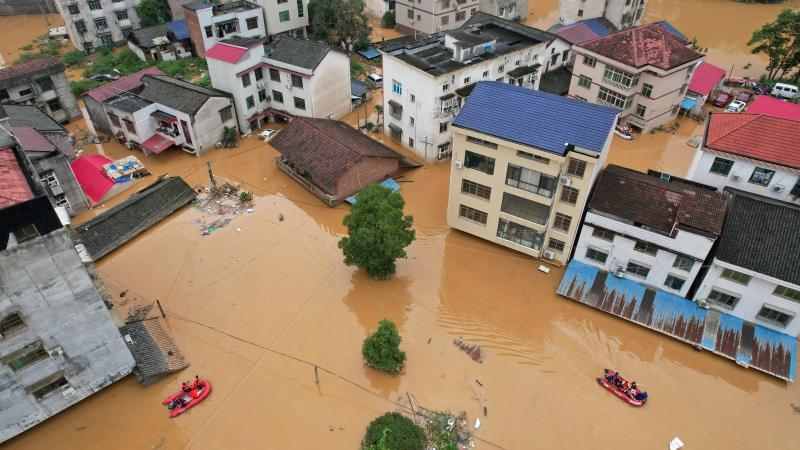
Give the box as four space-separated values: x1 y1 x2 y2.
582 18 615 38
453 82 619 155
654 20 688 41
357 47 381 60
167 19 190 41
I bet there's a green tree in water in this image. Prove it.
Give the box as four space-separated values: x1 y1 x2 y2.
362 319 406 373
308 0 372 50
748 9 800 81
138 0 172 27
338 184 415 279
362 413 424 450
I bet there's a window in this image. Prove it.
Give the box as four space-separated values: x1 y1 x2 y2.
94 17 108 30
664 275 686 291
442 83 450 91
583 55 596 67
121 27 133 38
548 238 566 253
586 248 609 264
553 213 572 232
517 151 549 164
219 106 233 122
757 305 794 327
46 99 61 112
461 179 491 200
29 374 69 400
278 0 288 3
633 240 658 256
597 87 631 109
246 17 258 30
578 9 583 17
459 205 488 224
100 33 113 46
19 88 32 97
75 20 87 33
791 180 800 197
407 9 414 19
241 73 251 88
464 76 471 84
279 10 290 22
592 226 615 241
773 286 800 303
550 54 558 66
246 96 255 109
258 89 267 102
67 3 79 14
13 224 38 243
87 0 100 10
272 90 284 103
441 15 449 26
108 113 121 127
410 94 415 102
456 11 466 21
254 67 263 81
392 79 402 95
6 343 49 371
0 312 25 337
578 75 591 89
464 151 495 175
466 136 497 149
297 0 304 17
749 167 775 186
497 218 544 250
506 164 557 198
709 157 733 176
634 104 646 118
501 192 550 225
408 137 414 147
123 118 135 134
603 66 639 88
294 97 306 110
673 255 694 272
439 122 448 133
626 261 650 278
205 26 213 38
409 116 415 127
115 10 128 20
560 186 579 205
707 290 739 309
269 68 280 82
291 74 303 88
566 158 586 178
720 268 751 285
36 77 53 93
438 143 451 159
497 65 504 73
642 83 653 97
483 71 489 78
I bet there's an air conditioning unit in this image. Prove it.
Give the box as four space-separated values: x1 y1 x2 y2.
48 346 64 357
559 176 572 186
696 300 709 309
772 184 786 193
453 160 463 169
257 81 266 88
542 250 556 259
731 174 742 182
613 265 625 277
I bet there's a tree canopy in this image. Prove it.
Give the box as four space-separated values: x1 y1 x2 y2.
138 0 172 27
362 319 406 373
748 9 800 81
309 0 372 50
362 413 425 450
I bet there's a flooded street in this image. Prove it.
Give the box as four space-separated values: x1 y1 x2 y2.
0 13 63 64
2 3 800 450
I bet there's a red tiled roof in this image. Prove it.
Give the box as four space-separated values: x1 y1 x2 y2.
705 113 800 169
206 43 249 64
71 154 115 204
85 67 165 102
11 127 56 152
0 147 34 209
746 95 800 121
142 134 174 154
269 118 402 194
687 62 725 96
578 22 702 70
0 56 62 84
589 165 725 236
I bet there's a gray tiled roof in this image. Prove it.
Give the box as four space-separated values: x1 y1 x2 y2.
538 66 572 96
139 75 230 115
2 104 65 132
716 189 800 285
265 36 339 71
120 317 189 385
74 176 196 260
129 24 171 49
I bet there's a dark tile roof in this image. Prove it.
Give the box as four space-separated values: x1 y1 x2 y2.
106 92 153 113
578 22 702 70
463 11 556 43
220 35 265 48
538 66 572 95
265 36 339 71
120 307 189 385
129 23 171 49
350 79 369 98
0 56 63 88
453 81 618 154
3 104 65 132
182 1 213 11
85 67 165 102
588 165 726 236
716 189 800 285
506 63 541 78
139 75 229 115
270 118 402 194
74 177 196 260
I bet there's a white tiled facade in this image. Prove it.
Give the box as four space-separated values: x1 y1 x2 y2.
56 0 142 52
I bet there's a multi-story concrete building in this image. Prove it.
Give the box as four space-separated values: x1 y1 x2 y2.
365 0 394 20
381 12 554 162
686 113 800 205
574 165 725 297
447 81 618 264
558 0 648 29
568 22 702 132
395 0 481 35
0 145 135 443
182 1 266 57
0 56 80 124
206 36 350 132
255 0 308 37
478 0 527 22
55 0 142 52
694 189 800 337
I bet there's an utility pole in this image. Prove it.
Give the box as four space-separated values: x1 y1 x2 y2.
207 161 216 188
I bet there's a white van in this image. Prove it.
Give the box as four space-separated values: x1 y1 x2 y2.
771 83 799 99
367 73 383 88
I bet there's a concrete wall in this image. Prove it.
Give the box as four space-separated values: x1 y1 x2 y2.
695 259 800 337
544 37 572 72
194 7 266 58
0 70 79 124
50 71 80 122
84 96 110 134
309 50 350 120
193 96 237 154
395 0 481 35
478 0 527 21
558 0 648 28
56 0 142 52
334 156 399 198
0 0 56 16
0 228 135 443
28 152 88 216
255 0 308 36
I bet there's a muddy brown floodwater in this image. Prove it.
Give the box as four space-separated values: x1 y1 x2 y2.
3 3 800 450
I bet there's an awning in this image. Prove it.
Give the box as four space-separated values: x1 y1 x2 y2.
440 93 456 100
216 18 237 27
507 63 541 78
681 97 696 110
387 99 402 110
142 134 174 154
387 123 402 133
151 110 177 122
455 82 477 97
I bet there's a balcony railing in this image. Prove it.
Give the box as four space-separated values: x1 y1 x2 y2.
601 76 637 92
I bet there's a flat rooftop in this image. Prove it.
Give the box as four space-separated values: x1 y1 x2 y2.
106 92 152 113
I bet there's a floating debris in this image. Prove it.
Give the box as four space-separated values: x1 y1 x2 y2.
202 218 232 235
454 338 485 363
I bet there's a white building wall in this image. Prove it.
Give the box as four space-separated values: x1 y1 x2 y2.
544 37 573 72
396 0 481 35
197 8 266 55
208 47 266 132
56 0 142 51
478 0 528 21
194 96 238 153
558 0 648 29
686 148 800 205
308 51 351 120
366 0 393 19
256 0 309 36
695 259 800 337
574 212 715 297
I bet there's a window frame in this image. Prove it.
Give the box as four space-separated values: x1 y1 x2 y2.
664 274 686 291
547 238 566 253
578 75 592 89
566 158 586 178
585 247 609 264
626 261 650 278
709 157 733 176
560 186 579 205
461 179 491 200
633 240 658 256
707 289 739 309
720 267 752 285
673 255 694 272
591 226 615 241
464 150 495 175
748 167 775 187
293 96 306 110
773 285 800 303
459 205 488 225
756 304 794 327
0 312 26 337
246 16 258 30
278 10 290 22
583 55 596 67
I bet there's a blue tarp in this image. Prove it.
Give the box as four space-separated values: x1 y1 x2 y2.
357 47 381 60
167 19 190 41
681 97 696 110
345 178 400 204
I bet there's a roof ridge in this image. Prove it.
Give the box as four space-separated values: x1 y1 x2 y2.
300 118 363 159
707 113 762 146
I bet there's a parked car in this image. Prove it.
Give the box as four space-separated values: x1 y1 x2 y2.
367 73 383 88
771 83 799 99
90 73 119 82
258 129 277 140
725 100 747 113
712 93 733 107
735 91 754 103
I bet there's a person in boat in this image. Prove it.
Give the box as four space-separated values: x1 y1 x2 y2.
181 382 191 394
634 390 648 401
